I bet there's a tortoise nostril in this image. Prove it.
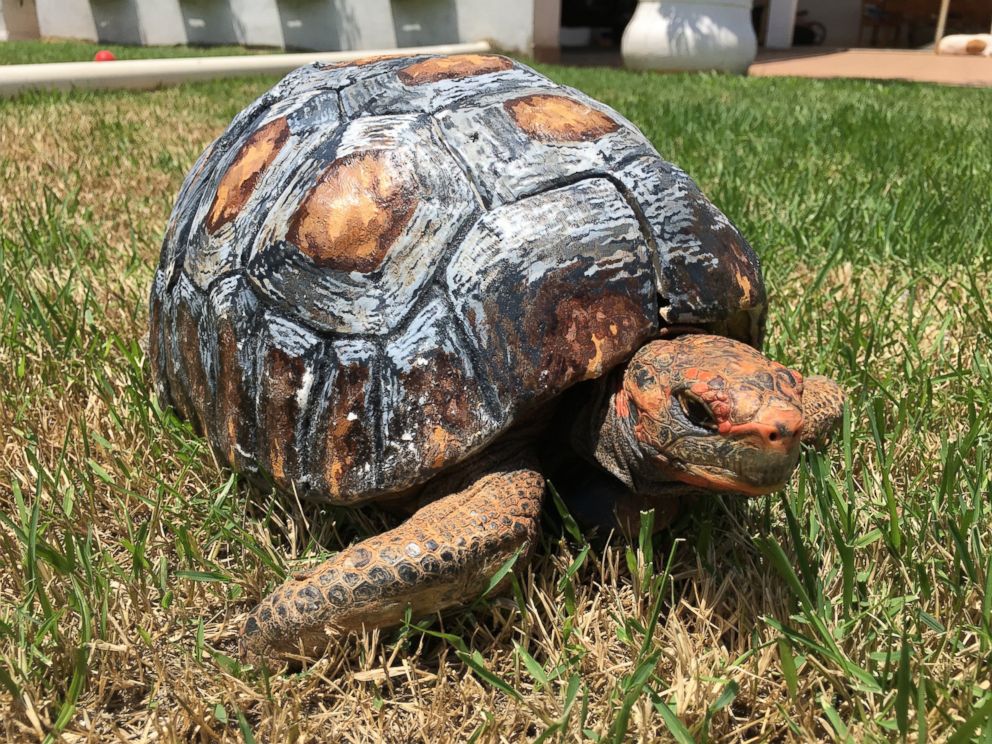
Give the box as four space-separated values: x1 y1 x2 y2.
768 423 799 445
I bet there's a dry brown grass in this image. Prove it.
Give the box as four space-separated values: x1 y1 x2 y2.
1 66 991 743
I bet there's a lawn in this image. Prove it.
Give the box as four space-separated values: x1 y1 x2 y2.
1 51 991 742
0 39 262 65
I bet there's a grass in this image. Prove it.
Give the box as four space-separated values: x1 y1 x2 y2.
1 50 992 742
0 39 263 65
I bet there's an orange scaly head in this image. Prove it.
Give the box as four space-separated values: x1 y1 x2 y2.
622 335 805 496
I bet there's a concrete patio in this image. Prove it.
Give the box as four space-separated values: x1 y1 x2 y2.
748 47 992 87
558 46 992 87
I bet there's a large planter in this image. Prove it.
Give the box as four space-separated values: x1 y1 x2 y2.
621 0 757 74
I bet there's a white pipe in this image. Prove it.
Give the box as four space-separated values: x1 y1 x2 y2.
0 41 492 97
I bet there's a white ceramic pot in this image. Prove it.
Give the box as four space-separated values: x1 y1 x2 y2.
621 0 757 74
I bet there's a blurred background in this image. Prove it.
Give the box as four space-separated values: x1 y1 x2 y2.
2 0 990 60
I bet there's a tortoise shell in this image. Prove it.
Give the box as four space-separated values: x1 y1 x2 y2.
148 54 766 504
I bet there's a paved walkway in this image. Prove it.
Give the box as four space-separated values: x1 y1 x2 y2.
748 48 992 87
557 46 992 87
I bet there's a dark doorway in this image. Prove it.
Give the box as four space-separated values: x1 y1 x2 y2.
559 0 635 66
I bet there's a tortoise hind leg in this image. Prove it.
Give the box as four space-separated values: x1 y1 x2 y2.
240 452 544 664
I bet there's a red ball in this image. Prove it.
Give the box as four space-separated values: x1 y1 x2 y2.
93 50 116 62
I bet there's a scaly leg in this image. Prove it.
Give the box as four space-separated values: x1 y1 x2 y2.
240 452 544 664
801 374 846 447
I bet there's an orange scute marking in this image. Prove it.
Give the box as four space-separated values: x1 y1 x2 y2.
505 94 619 143
287 150 417 273
319 53 403 71
429 426 457 469
206 117 289 233
398 54 513 85
585 334 608 377
725 239 759 306
325 414 357 498
735 267 753 305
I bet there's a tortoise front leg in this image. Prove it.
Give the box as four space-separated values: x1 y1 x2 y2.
240 453 544 664
801 374 846 447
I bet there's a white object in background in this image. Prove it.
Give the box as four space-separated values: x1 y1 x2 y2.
764 0 798 49
533 0 563 58
937 33 992 56
934 0 951 52
136 0 186 46
228 0 285 49
36 0 96 41
0 41 492 97
621 0 757 74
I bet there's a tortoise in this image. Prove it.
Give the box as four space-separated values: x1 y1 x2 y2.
147 53 844 663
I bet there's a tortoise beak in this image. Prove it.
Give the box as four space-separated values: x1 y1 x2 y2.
720 401 803 492
663 404 804 496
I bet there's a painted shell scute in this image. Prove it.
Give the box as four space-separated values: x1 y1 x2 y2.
437 87 649 208
445 178 658 411
207 275 260 471
160 275 211 435
148 268 171 407
341 54 549 118
254 313 324 485
309 338 380 501
313 54 435 90
613 154 766 342
160 70 339 278
149 54 766 506
182 91 342 289
245 113 478 335
380 291 501 492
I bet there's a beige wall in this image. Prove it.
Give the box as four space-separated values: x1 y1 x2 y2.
457 0 534 53
29 0 535 52
0 0 41 39
533 0 561 59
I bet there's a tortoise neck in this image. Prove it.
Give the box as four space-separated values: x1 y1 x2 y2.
570 371 642 492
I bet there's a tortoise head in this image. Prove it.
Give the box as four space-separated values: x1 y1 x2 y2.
617 334 804 496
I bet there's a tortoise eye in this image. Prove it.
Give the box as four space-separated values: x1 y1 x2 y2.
679 393 716 430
